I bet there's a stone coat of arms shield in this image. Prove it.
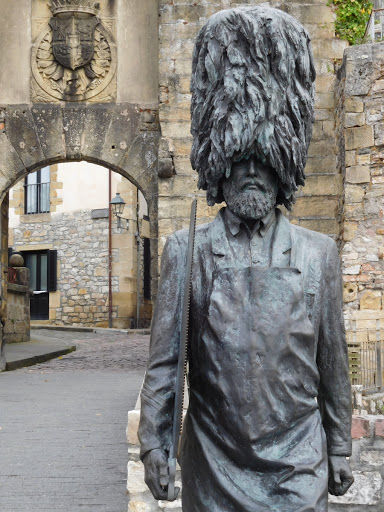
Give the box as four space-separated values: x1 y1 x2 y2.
49 14 99 71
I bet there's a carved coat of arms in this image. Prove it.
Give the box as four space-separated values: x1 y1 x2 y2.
49 14 99 71
31 0 116 102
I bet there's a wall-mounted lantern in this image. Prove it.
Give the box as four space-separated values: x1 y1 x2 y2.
110 192 129 230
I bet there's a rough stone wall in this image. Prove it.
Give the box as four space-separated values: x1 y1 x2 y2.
0 193 9 369
11 210 118 327
336 43 384 326
5 267 30 343
126 410 384 511
157 0 348 254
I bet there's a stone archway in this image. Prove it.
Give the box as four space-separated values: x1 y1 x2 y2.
0 101 159 369
0 103 159 203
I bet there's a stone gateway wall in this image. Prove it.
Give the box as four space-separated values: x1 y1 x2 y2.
157 0 348 254
0 193 9 369
337 43 384 322
0 102 160 306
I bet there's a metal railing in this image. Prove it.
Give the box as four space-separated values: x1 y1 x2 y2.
365 8 384 42
24 182 50 214
348 319 384 392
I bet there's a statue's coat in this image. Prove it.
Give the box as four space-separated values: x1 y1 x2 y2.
139 208 352 512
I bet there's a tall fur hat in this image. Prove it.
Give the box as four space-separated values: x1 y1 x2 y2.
190 7 316 208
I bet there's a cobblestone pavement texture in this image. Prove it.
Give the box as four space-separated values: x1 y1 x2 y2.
0 329 150 512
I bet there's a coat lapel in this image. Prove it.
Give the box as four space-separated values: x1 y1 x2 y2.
209 208 232 267
271 209 293 268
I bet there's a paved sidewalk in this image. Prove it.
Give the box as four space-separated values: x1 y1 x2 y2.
0 328 150 512
4 336 76 371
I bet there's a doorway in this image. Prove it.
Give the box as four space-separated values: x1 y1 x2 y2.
22 249 57 320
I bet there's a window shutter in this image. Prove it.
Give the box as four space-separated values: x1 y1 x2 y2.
47 250 57 292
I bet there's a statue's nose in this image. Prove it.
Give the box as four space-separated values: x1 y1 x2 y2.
248 159 257 176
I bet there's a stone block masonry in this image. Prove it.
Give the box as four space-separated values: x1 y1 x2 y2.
336 43 384 322
157 0 348 255
5 266 30 343
11 210 119 327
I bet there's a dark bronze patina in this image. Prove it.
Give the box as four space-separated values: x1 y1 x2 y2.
139 6 354 511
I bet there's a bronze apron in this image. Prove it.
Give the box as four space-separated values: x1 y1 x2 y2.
180 266 328 511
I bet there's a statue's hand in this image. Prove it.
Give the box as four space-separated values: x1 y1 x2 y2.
143 448 169 500
328 455 354 496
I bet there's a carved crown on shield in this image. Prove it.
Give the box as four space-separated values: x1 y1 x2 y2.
50 0 100 16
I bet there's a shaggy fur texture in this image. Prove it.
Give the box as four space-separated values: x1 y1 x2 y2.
190 7 316 208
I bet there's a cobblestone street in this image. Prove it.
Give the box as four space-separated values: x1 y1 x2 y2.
0 329 150 512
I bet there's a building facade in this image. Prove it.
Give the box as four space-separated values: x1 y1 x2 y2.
8 162 152 328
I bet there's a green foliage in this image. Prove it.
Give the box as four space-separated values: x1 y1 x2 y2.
330 0 373 45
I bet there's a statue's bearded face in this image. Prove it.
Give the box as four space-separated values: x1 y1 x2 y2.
222 158 279 220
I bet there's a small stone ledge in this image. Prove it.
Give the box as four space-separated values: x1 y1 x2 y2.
7 282 29 294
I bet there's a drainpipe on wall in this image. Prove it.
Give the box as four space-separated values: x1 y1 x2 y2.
136 188 141 329
108 170 113 329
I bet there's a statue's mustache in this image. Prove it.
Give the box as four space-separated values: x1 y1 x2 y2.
240 178 267 191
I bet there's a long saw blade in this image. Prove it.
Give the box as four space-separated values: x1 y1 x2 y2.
167 198 197 501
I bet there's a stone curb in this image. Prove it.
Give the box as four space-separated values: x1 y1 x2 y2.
31 324 151 335
5 345 76 371
31 324 94 333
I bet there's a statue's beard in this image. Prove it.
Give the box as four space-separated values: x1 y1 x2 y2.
222 180 277 221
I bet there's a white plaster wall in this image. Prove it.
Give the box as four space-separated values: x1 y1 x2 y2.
8 163 123 229
56 162 121 214
9 187 19 229
117 0 159 104
138 191 148 218
0 0 31 104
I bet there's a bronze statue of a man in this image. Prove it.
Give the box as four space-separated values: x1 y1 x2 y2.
139 6 353 511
